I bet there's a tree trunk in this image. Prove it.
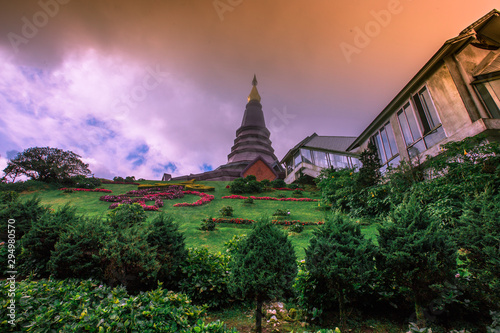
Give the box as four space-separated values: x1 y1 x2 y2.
339 295 345 332
255 299 263 333
415 301 426 328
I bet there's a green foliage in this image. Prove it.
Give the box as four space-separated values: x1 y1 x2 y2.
108 202 147 229
356 141 381 189
100 224 160 292
223 234 247 255
299 213 377 327
456 189 500 309
48 216 111 280
125 175 136 182
18 205 79 277
377 195 458 326
243 197 254 204
229 220 297 332
0 192 49 241
229 176 265 194
63 175 102 189
3 147 91 183
179 248 232 309
147 213 188 288
113 176 125 182
0 278 236 332
288 223 304 233
271 179 287 188
272 208 290 216
219 206 234 217
316 167 357 213
200 217 217 231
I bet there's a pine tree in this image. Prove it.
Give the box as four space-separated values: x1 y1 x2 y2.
229 221 297 333
377 195 457 327
304 213 377 330
356 141 381 189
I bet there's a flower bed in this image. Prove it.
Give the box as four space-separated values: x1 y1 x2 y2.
173 191 215 207
60 188 112 193
211 217 324 226
222 195 318 202
100 186 184 210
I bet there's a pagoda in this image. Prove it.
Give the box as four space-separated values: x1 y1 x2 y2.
171 75 283 181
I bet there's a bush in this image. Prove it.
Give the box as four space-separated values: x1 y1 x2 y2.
0 278 236 332
179 248 232 308
229 220 297 332
219 206 234 217
100 224 160 292
18 205 79 277
288 223 304 233
200 217 216 231
244 197 254 204
108 203 147 229
273 208 290 217
229 176 265 194
63 175 102 189
48 216 110 280
113 176 125 182
377 195 458 327
299 213 377 328
271 179 287 188
147 213 188 288
0 192 49 241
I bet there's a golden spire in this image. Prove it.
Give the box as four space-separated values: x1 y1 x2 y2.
247 74 261 102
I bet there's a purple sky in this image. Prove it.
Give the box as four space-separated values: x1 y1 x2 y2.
0 0 497 180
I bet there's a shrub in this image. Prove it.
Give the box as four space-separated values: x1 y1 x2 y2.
272 208 290 217
108 202 147 229
288 223 304 233
63 175 102 189
179 248 232 309
229 176 265 194
200 217 216 231
100 224 160 292
244 197 254 204
147 213 188 289
299 213 377 329
229 220 297 332
0 192 49 241
0 278 236 332
377 195 458 327
113 176 125 182
219 205 234 217
292 189 303 196
18 205 79 277
271 179 287 188
48 216 110 280
316 167 357 213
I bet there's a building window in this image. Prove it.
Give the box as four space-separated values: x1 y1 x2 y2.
312 150 329 168
412 86 446 148
329 153 349 169
294 152 301 167
371 122 399 167
300 149 313 164
474 78 500 119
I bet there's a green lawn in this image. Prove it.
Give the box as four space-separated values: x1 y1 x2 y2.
21 180 378 259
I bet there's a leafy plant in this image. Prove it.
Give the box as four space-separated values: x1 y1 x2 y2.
288 223 304 233
219 205 234 217
200 217 216 231
229 220 297 332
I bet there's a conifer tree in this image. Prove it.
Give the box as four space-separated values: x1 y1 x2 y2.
356 141 381 189
377 195 457 327
229 221 297 333
304 213 377 330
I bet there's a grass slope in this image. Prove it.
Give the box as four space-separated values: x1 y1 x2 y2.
21 180 378 259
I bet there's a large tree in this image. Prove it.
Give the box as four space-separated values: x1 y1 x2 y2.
229 220 297 333
3 147 91 182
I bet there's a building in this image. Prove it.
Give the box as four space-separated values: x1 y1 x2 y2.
172 75 283 181
346 9 500 171
281 133 360 184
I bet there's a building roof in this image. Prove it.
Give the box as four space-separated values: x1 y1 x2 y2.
281 133 357 163
347 9 500 151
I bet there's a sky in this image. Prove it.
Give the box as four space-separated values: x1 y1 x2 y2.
0 0 498 180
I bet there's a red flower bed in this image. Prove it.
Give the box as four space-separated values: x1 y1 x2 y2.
222 195 317 202
173 191 215 207
211 217 323 226
60 188 112 193
100 186 184 210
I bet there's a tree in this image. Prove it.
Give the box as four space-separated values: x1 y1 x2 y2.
377 195 457 327
303 213 377 330
229 221 297 332
356 141 381 189
3 147 91 182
